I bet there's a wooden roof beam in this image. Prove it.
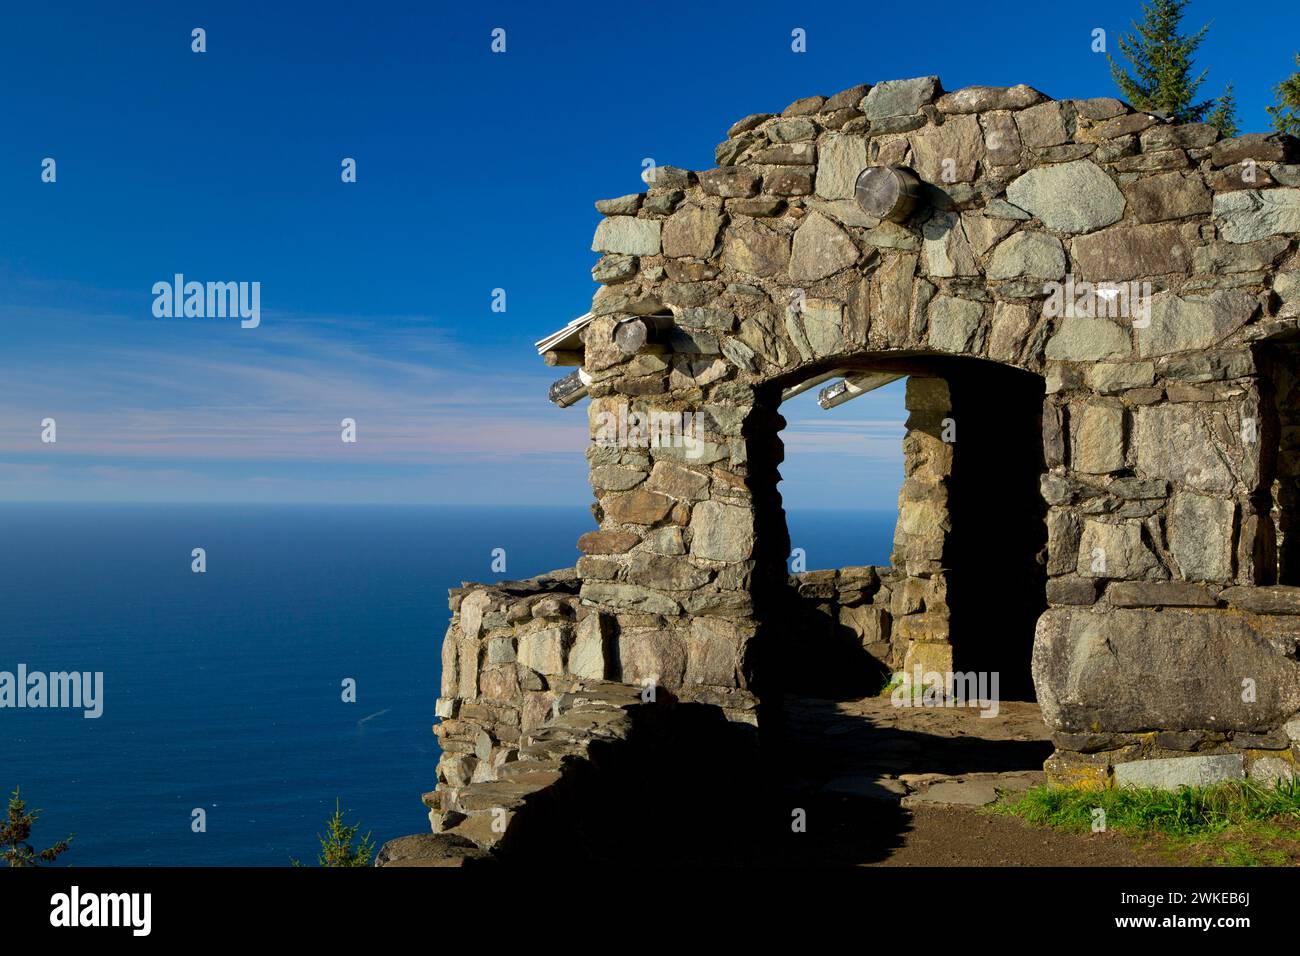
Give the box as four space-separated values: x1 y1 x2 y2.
817 371 904 409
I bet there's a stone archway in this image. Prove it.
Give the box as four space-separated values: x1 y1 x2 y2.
748 353 1047 703
394 75 1300 867
571 76 1300 788
424 79 1300 850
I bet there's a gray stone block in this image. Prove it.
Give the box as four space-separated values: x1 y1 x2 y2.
1113 753 1244 790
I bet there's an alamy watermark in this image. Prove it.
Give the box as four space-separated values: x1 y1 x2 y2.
593 404 705 460
0 665 103 718
890 666 1000 718
151 274 261 328
50 886 150 936
1043 275 1153 327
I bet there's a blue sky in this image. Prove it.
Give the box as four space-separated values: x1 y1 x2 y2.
0 1 1294 508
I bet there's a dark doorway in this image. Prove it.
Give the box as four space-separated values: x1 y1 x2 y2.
943 361 1047 701
1254 340 1298 586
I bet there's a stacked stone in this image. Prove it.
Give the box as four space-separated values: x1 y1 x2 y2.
790 566 896 665
891 377 954 674
573 448 760 718
1047 716 1300 791
428 567 648 854
428 567 762 856
574 74 1300 786
433 570 592 792
388 678 645 865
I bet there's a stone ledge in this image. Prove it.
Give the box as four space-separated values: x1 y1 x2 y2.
417 677 763 862
1219 585 1300 614
425 679 648 855
374 832 489 868
448 568 580 611
1106 580 1219 607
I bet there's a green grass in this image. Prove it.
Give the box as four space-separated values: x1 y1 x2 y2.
878 673 905 696
877 673 930 700
991 778 1300 866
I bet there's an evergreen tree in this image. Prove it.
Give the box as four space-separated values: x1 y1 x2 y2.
292 799 375 867
2 788 72 867
1108 0 1223 123
1206 81 1239 137
1267 54 1300 136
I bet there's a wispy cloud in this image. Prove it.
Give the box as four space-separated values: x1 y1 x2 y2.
0 301 589 501
781 416 906 458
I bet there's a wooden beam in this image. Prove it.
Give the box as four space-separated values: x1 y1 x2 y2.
818 372 905 409
781 370 844 403
548 369 589 407
543 349 584 367
613 313 675 356
854 166 922 223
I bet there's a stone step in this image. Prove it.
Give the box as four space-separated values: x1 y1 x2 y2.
820 774 910 800
374 833 489 867
899 771 1046 808
449 780 538 813
517 740 587 761
441 807 515 848
498 759 564 778
489 767 563 789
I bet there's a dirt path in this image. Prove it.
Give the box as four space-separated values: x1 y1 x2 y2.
869 805 1167 867
773 694 1169 866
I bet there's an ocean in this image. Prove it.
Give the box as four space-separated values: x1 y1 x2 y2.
0 503 895 865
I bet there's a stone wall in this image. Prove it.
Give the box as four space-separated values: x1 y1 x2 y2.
780 566 896 696
420 75 1300 825
420 568 761 859
432 569 588 795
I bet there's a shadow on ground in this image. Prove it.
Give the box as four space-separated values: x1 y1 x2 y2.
479 694 1054 866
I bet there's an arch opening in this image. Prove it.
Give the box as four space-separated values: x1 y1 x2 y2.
756 353 1047 704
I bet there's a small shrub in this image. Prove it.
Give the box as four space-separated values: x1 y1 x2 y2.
292 799 375 867
2 787 73 867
